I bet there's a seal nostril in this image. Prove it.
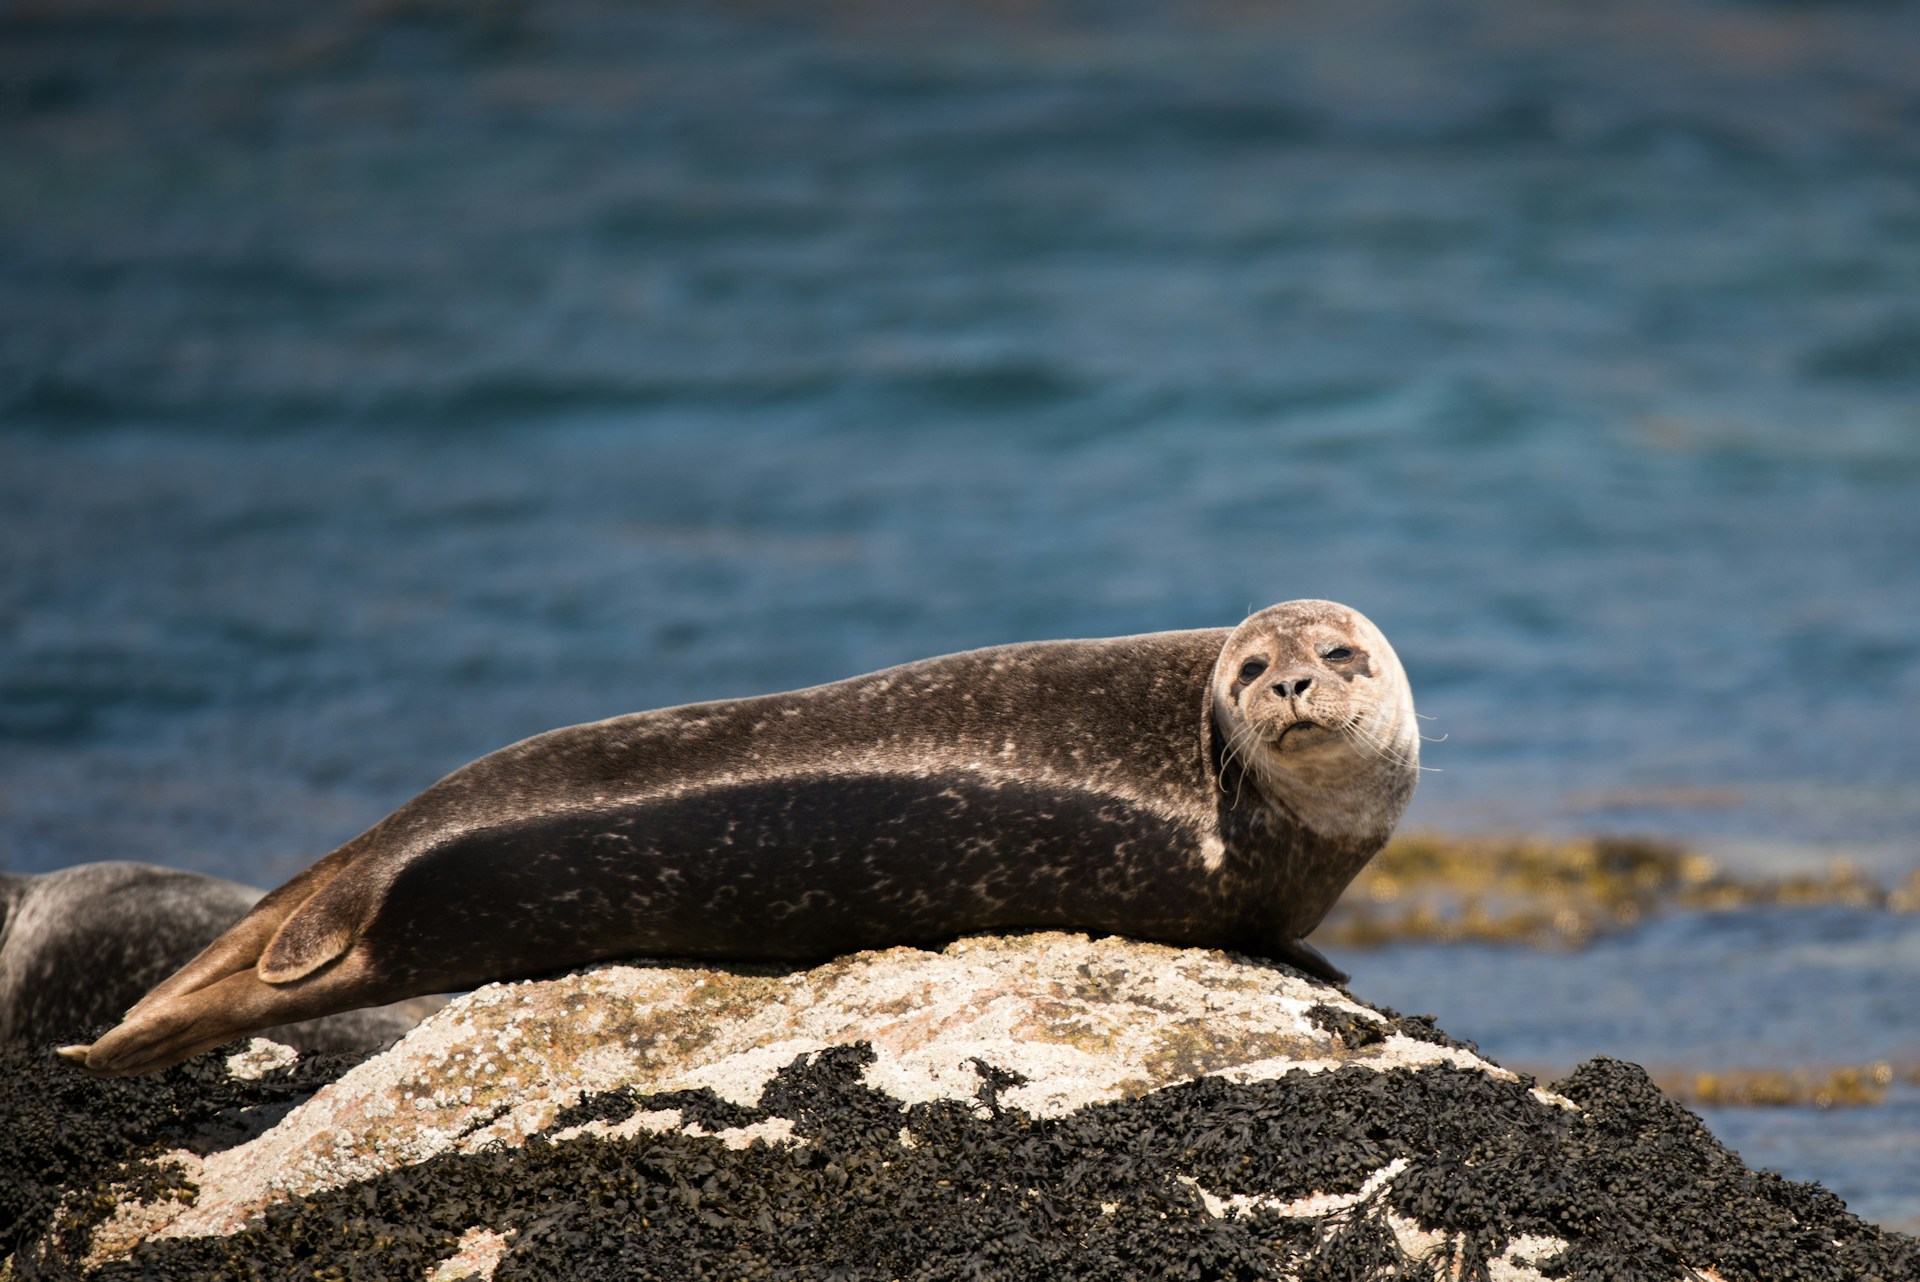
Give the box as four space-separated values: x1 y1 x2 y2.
1273 677 1313 698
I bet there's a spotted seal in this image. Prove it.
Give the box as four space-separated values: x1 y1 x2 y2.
65 599 1419 1076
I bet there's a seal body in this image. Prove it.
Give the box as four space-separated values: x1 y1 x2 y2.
69 600 1419 1076
0 862 440 1052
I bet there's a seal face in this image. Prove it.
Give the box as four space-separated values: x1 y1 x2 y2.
67 599 1419 1076
1212 598 1418 848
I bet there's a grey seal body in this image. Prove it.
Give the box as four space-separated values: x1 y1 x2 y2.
69 599 1419 1076
1 862 441 1053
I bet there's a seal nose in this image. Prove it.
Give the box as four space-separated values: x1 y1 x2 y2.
1272 675 1313 698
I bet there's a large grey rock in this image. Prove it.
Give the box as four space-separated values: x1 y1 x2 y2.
6 933 1914 1281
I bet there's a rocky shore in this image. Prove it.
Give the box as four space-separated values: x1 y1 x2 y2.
5 933 1914 1281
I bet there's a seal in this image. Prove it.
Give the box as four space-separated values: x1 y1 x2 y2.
2 862 442 1053
65 599 1419 1076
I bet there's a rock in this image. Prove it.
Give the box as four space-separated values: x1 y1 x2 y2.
4 932 1915 1281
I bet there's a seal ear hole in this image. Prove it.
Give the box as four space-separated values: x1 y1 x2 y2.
1237 658 1269 683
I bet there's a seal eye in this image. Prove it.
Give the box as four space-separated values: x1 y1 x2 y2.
1238 658 1269 683
1323 646 1354 662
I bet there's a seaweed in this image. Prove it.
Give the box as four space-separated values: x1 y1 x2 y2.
16 1043 1914 1282
0 1035 370 1268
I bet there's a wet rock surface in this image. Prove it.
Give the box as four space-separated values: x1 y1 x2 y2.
3 933 1914 1281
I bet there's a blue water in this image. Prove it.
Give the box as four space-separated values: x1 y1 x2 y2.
2 0 1917 1230
1365 908 1920 1072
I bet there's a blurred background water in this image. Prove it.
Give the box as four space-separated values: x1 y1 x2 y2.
2 0 1917 1231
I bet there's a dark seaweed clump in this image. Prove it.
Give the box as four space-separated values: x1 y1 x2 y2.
1304 1002 1387 1051
0 1034 373 1268
15 1042 1915 1282
1366 1001 1483 1056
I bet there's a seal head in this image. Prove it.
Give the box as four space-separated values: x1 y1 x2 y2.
1212 599 1418 845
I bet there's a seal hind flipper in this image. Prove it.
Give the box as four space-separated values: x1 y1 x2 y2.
116 910 280 1024
119 846 361 1019
70 949 381 1077
73 868 375 1073
69 969 301 1076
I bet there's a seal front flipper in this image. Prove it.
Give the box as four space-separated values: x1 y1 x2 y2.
1261 937 1349 986
67 970 287 1076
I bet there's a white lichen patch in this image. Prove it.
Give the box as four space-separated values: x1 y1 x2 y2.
78 932 1533 1261
706 1117 798 1150
1210 1033 1515 1090
1177 1160 1567 1282
548 1107 687 1146
426 1225 515 1282
546 1108 800 1152
1385 1213 1571 1282
1183 1158 1410 1221
673 1039 842 1108
225 1038 298 1081
1497 1234 1573 1279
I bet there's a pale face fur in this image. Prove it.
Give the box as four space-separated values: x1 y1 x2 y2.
1210 599 1419 841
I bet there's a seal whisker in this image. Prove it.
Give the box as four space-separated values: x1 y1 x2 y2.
1338 721 1392 766
1220 717 1258 810
1215 715 1245 794
1339 715 1431 774
1348 720 1421 771
1365 724 1438 774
